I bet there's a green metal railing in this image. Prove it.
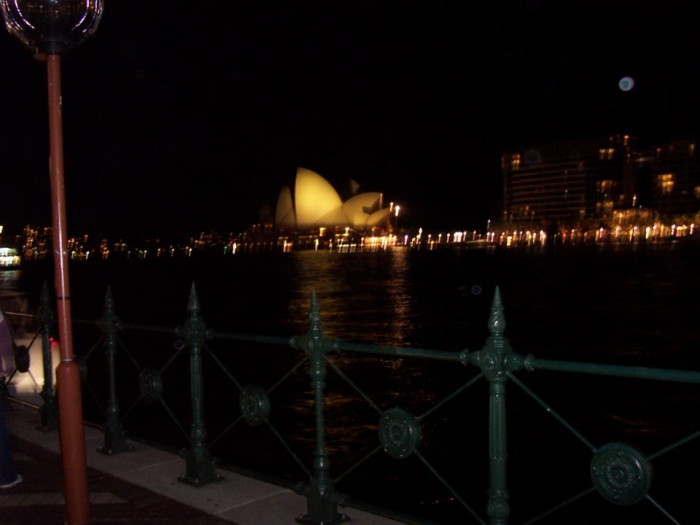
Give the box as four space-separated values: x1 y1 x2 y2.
4 283 699 524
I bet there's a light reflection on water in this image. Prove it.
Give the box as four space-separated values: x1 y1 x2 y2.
14 241 700 377
288 250 415 347
14 241 700 379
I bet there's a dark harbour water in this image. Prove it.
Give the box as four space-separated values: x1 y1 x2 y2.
10 240 700 524
18 239 700 365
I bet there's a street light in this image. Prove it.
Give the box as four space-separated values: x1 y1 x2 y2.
1 0 103 55
0 2 104 524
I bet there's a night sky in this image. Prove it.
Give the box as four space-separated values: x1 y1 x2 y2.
1 1 700 241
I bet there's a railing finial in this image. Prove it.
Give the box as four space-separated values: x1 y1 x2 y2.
187 281 200 316
488 285 506 337
308 290 323 339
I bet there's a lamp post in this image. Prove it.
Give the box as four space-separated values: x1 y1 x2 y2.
0 2 104 524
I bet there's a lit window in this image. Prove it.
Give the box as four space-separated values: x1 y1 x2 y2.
599 148 615 160
511 154 521 170
658 173 675 194
597 180 613 193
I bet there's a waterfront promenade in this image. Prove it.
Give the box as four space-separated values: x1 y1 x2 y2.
0 337 409 525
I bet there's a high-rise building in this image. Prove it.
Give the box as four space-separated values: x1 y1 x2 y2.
501 135 700 230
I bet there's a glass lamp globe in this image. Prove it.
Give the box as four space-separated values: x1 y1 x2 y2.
0 0 104 56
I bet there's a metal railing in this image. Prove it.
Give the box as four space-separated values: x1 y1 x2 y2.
3 283 699 524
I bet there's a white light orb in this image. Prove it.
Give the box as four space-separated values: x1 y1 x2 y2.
618 76 635 92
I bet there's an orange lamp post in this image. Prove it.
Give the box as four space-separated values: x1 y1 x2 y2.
0 2 104 524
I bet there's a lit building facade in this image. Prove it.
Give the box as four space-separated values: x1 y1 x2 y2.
643 139 700 220
501 135 700 231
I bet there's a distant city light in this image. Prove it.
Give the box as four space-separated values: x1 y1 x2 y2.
618 76 635 91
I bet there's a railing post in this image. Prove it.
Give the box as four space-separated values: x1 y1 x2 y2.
176 283 221 486
96 287 131 455
291 292 348 525
461 287 531 525
37 281 57 432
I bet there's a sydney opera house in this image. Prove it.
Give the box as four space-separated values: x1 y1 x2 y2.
250 167 396 250
275 167 392 232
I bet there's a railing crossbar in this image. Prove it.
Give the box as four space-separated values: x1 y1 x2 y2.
6 367 40 391
647 427 700 461
267 356 309 394
416 450 485 525
210 330 290 347
327 358 382 415
334 444 382 484
82 379 106 420
532 358 700 384
116 335 145 372
82 335 103 361
521 486 596 525
119 322 177 335
203 344 243 391
121 394 142 421
267 420 311 477
645 494 681 525
208 415 244 448
338 341 460 362
121 394 190 443
158 396 190 443
418 372 483 422
159 344 185 375
508 373 596 452
21 327 40 353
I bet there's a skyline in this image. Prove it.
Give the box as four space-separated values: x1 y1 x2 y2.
2 1 700 240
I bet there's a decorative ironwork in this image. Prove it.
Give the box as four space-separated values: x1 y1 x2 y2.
591 442 652 505
378 408 421 459
458 287 524 524
29 279 700 523
139 368 162 403
292 292 348 525
97 287 131 455
239 384 270 426
177 284 221 487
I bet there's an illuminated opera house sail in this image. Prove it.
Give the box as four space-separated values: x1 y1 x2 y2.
275 167 392 233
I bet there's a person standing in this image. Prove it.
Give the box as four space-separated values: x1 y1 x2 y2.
0 309 21 488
